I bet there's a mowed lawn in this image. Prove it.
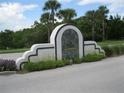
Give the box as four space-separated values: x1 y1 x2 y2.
0 48 29 54
0 40 124 54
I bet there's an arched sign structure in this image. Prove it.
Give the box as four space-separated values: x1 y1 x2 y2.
50 24 84 60
16 24 104 70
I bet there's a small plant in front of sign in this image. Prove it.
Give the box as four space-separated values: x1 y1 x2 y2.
0 59 16 71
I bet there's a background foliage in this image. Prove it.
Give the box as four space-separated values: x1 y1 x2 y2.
0 0 124 50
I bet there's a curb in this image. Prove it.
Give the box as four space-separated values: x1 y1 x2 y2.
0 71 16 75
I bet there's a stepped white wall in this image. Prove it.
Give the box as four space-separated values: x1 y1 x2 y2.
16 24 104 70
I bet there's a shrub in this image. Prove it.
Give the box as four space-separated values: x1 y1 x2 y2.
102 45 124 57
0 59 16 71
119 45 124 54
82 53 105 62
113 46 120 55
102 46 113 57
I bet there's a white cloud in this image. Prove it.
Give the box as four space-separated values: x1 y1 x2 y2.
78 0 124 16
78 0 108 5
0 2 38 31
58 0 72 3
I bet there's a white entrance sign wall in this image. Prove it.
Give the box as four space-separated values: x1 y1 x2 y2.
84 41 104 55
50 25 83 60
16 24 104 70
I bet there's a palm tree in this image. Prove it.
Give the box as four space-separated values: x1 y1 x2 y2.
40 12 52 42
85 10 96 41
96 6 109 41
43 0 61 25
40 12 51 24
57 8 77 23
32 21 39 28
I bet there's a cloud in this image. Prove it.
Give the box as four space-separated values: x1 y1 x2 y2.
78 0 107 5
78 0 124 16
0 2 38 31
58 0 73 3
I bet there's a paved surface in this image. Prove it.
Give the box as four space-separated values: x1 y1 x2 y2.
0 55 124 93
0 53 23 60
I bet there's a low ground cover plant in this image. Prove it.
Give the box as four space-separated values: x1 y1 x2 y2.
0 59 16 71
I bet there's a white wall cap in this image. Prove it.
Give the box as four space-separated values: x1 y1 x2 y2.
50 24 66 44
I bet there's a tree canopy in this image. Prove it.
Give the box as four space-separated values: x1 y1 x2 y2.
0 0 124 50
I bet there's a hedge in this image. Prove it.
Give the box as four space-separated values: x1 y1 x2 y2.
102 45 124 57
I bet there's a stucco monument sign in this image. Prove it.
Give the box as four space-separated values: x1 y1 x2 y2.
16 24 104 70
62 29 79 59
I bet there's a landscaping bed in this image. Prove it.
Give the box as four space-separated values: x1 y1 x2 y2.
23 53 105 72
0 40 124 72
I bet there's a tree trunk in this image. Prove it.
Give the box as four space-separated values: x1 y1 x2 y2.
102 20 105 41
45 24 50 43
48 27 50 43
92 25 95 41
92 12 95 41
51 9 55 25
50 9 55 32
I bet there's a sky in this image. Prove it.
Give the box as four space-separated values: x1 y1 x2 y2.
0 0 124 31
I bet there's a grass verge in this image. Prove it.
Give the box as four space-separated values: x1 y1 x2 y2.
0 48 29 54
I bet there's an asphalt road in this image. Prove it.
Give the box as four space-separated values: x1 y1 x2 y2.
0 55 124 93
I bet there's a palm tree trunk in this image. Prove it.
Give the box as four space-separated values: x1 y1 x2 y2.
92 12 95 41
51 9 55 24
50 9 55 32
47 27 50 43
45 24 50 43
92 25 95 41
102 20 105 41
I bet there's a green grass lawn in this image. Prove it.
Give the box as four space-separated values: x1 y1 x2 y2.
98 40 124 47
0 48 29 54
